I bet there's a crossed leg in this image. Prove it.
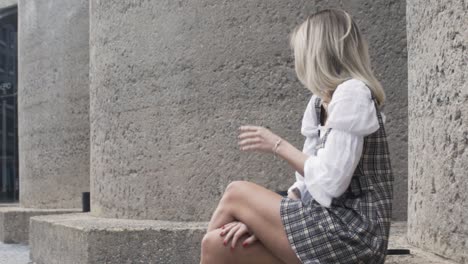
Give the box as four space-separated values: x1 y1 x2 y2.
201 228 284 264
200 180 302 264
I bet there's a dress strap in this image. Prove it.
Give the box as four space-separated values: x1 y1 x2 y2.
314 96 322 137
345 89 384 198
369 89 384 128
313 95 333 150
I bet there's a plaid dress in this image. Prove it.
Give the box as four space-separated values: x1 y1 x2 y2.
280 90 394 264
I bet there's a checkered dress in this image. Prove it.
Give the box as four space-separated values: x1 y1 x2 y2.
280 90 394 264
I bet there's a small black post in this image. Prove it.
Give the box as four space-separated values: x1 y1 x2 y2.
387 249 411 255
82 192 90 212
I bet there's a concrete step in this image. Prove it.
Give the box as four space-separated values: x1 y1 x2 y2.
0 219 459 263
0 207 82 244
386 221 459 263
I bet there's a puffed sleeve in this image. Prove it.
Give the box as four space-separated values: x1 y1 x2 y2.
326 79 380 135
302 79 380 207
287 95 320 199
303 130 364 207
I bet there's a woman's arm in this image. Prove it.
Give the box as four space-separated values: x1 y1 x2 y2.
275 139 308 176
238 97 328 176
238 126 308 176
287 95 324 200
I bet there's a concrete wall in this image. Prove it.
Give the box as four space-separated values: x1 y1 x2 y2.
89 0 408 221
18 0 89 208
407 0 467 263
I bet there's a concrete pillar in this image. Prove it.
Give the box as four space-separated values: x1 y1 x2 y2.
0 0 89 244
407 1 467 263
88 0 408 222
18 0 90 210
30 1 407 263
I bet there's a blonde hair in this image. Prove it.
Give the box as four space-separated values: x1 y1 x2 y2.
290 9 385 109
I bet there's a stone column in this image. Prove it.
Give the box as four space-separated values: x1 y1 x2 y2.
0 0 89 244
88 0 407 223
407 1 467 263
30 1 407 263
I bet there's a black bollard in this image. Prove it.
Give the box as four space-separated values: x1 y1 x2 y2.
387 249 411 255
82 192 90 212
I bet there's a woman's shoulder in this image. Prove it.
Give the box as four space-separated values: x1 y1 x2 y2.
337 78 387 124
332 78 372 101
326 78 380 135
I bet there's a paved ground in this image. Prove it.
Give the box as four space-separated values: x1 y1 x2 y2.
0 221 459 264
0 242 30 264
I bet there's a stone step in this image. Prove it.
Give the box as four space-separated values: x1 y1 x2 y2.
1 216 459 263
386 222 459 264
0 207 83 244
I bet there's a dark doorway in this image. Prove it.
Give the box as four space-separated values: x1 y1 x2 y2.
0 5 17 203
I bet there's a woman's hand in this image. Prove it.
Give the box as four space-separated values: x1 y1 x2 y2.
238 125 282 153
239 125 309 176
220 221 258 248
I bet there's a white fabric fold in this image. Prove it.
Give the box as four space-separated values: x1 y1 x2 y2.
300 95 320 137
303 129 364 207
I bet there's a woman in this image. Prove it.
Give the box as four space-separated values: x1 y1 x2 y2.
200 8 394 264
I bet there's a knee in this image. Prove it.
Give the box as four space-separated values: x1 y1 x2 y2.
201 231 221 264
223 180 247 202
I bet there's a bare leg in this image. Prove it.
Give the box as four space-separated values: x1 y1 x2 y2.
200 228 284 264
207 193 236 232
203 181 302 264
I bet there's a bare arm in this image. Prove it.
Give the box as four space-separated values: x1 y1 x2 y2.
274 139 308 177
238 125 308 177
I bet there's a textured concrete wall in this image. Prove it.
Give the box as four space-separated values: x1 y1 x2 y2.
18 0 89 208
90 0 407 221
407 0 467 263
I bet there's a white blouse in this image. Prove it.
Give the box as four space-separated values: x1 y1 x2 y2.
287 79 386 208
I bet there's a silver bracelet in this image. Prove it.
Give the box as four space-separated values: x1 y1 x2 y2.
273 138 282 158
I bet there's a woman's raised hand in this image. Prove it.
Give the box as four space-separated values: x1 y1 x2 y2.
220 221 258 248
238 125 282 153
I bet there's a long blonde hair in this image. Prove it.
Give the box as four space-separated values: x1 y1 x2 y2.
290 9 385 108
